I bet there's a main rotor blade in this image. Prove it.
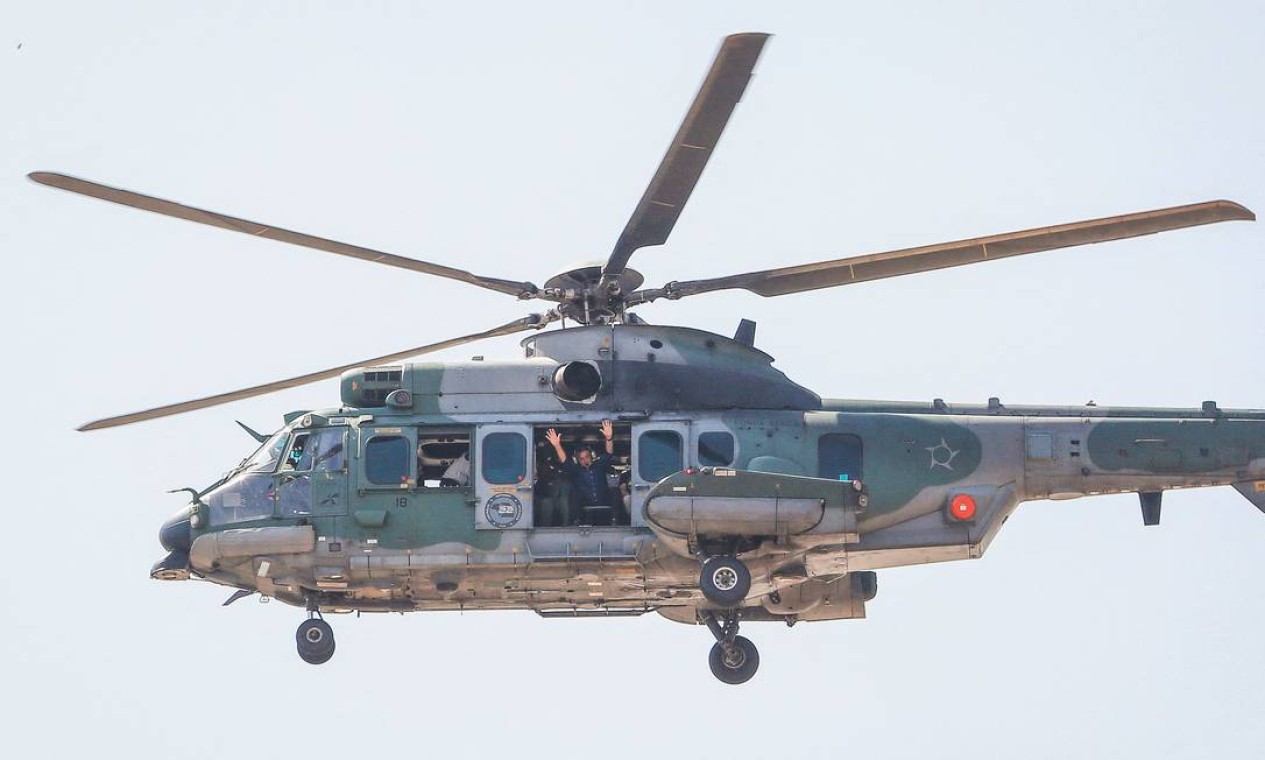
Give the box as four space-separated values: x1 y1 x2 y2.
635 200 1255 301
77 313 557 431
602 33 769 281
29 172 538 298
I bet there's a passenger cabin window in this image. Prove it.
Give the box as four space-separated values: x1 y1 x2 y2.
698 431 735 467
365 435 411 486
818 433 863 481
639 430 683 482
482 432 526 485
417 430 471 488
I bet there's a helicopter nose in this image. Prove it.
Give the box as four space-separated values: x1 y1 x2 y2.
153 505 195 581
158 505 194 553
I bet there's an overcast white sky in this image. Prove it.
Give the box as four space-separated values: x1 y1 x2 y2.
3 2 1263 758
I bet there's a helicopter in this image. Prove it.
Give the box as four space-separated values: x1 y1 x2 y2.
30 32 1261 685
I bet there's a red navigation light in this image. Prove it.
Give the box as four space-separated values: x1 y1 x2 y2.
949 494 977 521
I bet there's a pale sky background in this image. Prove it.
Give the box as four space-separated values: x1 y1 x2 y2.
3 2 1263 758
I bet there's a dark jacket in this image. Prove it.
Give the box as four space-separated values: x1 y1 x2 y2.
561 453 615 507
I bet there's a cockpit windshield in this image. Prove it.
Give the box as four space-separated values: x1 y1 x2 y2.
198 424 292 523
244 428 290 473
200 427 293 526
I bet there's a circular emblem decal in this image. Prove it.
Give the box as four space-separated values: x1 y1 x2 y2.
484 493 523 529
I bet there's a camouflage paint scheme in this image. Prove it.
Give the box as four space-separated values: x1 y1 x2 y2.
158 324 1265 628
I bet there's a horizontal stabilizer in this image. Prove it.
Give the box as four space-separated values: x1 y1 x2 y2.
1232 481 1265 513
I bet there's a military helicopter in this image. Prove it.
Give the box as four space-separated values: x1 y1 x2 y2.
31 33 1261 685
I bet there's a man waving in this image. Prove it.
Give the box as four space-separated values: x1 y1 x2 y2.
545 420 617 525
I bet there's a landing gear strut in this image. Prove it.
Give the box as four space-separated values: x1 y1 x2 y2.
701 610 759 685
296 614 336 665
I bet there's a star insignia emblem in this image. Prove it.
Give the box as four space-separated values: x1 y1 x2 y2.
926 438 960 471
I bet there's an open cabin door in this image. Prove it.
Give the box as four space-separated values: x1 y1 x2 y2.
629 420 691 527
474 424 534 531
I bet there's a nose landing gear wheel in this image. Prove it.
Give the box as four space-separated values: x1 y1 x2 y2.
699 556 751 607
296 618 336 665
708 635 760 685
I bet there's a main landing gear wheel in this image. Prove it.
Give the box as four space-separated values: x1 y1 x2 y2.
701 610 760 685
709 636 760 685
699 556 751 607
296 618 336 665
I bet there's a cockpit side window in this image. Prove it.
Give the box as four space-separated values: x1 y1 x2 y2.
312 429 346 472
281 433 313 472
280 429 345 473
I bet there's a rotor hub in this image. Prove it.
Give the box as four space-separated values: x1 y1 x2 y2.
544 263 643 324
543 262 643 294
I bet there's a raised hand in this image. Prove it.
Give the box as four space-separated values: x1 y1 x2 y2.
545 428 566 461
